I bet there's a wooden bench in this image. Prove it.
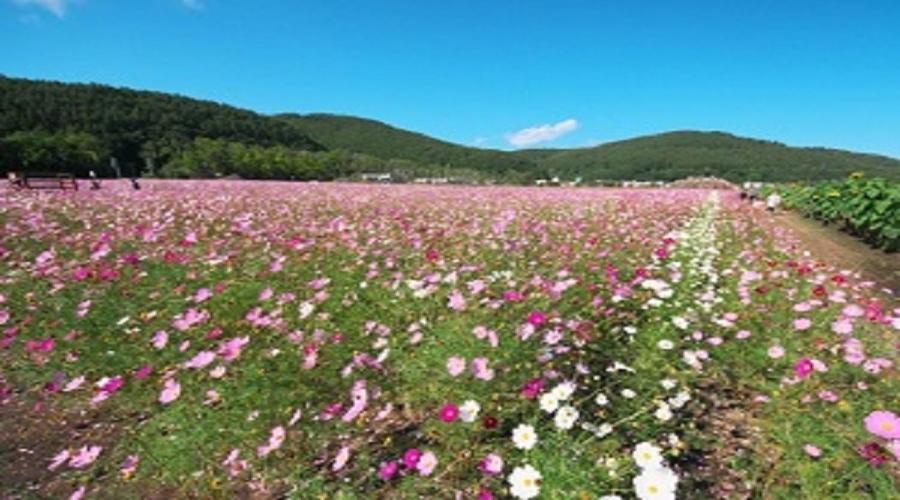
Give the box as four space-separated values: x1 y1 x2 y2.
21 172 79 191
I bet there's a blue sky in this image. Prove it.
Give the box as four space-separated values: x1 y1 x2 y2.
2 0 900 156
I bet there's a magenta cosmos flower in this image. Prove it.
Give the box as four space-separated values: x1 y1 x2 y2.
439 403 460 423
864 411 900 439
794 358 815 379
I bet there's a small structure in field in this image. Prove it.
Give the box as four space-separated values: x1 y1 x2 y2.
360 173 392 183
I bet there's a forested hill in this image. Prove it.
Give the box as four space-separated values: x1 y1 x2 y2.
0 76 323 174
2 76 899 182
281 114 900 182
278 113 538 174
530 131 900 182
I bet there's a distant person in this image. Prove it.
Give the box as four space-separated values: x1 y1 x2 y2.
89 170 101 190
130 177 141 190
766 192 782 211
8 172 23 189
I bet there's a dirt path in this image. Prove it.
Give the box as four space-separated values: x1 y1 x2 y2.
773 211 900 298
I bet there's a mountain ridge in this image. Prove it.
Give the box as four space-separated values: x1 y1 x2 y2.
2 76 899 182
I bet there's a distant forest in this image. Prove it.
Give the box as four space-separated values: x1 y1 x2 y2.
2 76 898 182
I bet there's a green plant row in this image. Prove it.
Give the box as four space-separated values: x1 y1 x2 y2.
771 174 900 251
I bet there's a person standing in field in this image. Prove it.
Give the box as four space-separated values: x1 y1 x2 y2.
766 191 782 211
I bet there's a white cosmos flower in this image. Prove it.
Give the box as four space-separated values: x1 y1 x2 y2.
671 316 689 330
553 405 579 430
654 403 673 422
550 382 575 401
595 392 609 406
539 392 560 413
660 379 677 390
657 339 674 350
633 465 678 500
621 388 637 399
508 464 542 499
512 424 538 450
632 442 664 469
459 399 481 423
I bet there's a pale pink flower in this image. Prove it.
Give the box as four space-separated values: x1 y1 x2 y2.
448 290 467 311
865 411 900 439
416 451 438 476
159 378 181 405
48 449 70 470
768 345 785 359
151 330 168 350
471 357 495 381
447 356 466 376
333 446 351 472
69 445 102 468
793 318 812 331
184 350 216 369
69 486 86 500
803 444 822 458
831 319 853 335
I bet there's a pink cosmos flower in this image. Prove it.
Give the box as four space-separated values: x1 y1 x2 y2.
69 445 102 468
416 451 437 476
159 378 181 405
793 318 812 331
736 330 751 340
341 380 368 422
120 454 140 478
471 357 495 381
69 486 86 500
865 411 900 439
184 351 216 369
804 444 822 458
520 378 544 399
439 403 460 423
794 358 814 379
333 446 351 472
767 345 785 359
479 453 504 475
527 311 547 327
218 336 250 361
403 448 423 469
831 319 854 335
193 288 212 303
478 488 495 500
257 426 286 457
378 460 399 480
48 449 71 470
151 330 168 350
887 440 900 461
448 290 467 311
446 356 466 376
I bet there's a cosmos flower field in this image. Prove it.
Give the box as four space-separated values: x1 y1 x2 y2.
0 181 897 499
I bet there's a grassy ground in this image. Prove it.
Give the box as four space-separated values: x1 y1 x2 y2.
0 181 897 499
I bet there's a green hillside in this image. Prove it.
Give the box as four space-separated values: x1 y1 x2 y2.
1 76 898 182
0 76 322 175
533 131 900 182
278 113 538 174
281 114 900 182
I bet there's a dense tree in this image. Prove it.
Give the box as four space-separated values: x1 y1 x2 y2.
0 76 322 175
1 130 108 176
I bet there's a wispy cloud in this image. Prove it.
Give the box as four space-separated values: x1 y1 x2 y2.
505 118 579 148
11 0 71 18
180 0 203 10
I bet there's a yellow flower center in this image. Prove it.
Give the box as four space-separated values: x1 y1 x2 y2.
881 422 894 431
648 485 659 494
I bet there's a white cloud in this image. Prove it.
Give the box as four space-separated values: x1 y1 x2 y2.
12 0 70 18
181 0 203 10
505 118 579 148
